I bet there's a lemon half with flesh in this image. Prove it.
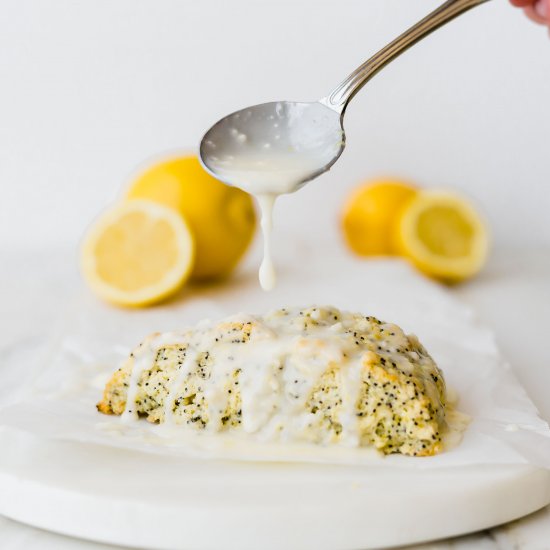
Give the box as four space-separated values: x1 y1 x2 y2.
395 190 489 283
81 199 194 306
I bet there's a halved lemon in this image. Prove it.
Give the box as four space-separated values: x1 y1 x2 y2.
395 190 489 283
81 200 194 306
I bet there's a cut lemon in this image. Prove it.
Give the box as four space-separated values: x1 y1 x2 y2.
395 190 489 283
81 200 194 306
342 179 418 256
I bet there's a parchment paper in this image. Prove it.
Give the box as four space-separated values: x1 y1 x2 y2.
1 252 549 469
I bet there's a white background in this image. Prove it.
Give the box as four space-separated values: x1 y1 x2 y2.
0 0 549 251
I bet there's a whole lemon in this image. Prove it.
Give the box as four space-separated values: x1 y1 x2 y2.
342 179 417 256
127 156 256 280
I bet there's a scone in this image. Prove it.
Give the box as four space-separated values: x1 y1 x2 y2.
98 306 447 456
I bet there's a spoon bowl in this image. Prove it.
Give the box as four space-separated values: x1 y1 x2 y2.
199 100 345 196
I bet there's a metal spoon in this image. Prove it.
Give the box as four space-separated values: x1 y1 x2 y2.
199 0 491 192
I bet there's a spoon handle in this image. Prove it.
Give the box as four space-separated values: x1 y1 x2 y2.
323 0 492 112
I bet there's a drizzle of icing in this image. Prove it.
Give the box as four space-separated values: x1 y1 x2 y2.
121 332 189 423
163 346 198 427
257 194 277 291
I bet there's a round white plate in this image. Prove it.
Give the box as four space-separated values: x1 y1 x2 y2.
0 428 549 550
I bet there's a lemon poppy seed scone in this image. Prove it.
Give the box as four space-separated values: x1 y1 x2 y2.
98 306 447 456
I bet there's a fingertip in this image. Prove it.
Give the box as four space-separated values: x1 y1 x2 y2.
524 6 548 23
510 0 533 6
534 0 550 19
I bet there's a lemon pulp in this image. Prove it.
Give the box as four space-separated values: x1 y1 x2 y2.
396 191 489 283
81 200 194 306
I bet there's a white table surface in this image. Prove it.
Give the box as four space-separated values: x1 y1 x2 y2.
1 244 549 550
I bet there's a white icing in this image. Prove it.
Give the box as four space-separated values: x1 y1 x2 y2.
121 332 189 423
121 345 153 423
163 347 198 427
257 194 276 291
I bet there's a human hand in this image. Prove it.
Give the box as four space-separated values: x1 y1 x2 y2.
510 0 550 26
